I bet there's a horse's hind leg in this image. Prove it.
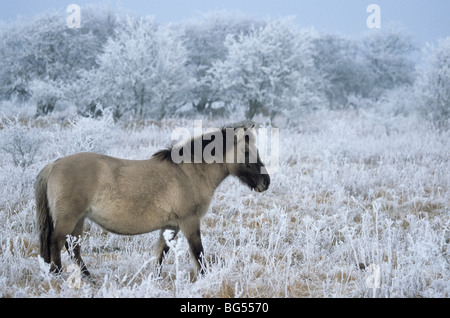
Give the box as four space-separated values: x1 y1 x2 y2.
65 218 91 278
49 208 85 276
49 232 65 275
49 221 76 275
156 225 180 266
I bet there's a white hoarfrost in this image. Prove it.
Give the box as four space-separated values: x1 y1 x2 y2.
0 108 448 298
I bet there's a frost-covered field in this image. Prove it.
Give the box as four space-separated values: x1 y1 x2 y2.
0 107 448 298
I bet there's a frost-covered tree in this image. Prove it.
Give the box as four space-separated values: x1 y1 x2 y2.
418 37 450 124
211 18 321 120
360 27 417 98
0 8 421 120
181 11 264 113
80 16 193 120
313 34 367 107
0 6 118 103
313 27 416 108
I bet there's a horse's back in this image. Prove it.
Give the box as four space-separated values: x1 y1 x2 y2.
49 152 107 184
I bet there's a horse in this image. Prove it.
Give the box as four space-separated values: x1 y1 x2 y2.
35 125 270 278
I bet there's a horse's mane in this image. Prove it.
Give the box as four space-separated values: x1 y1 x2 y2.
152 148 173 162
152 125 253 163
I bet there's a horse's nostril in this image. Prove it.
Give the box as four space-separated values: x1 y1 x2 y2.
261 179 269 189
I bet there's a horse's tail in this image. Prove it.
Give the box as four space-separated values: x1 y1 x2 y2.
35 164 53 263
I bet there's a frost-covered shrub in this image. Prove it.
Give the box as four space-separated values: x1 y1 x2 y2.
0 118 46 203
52 114 116 156
0 98 36 119
0 118 44 169
29 79 64 116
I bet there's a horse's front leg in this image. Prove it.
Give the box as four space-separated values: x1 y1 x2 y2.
156 225 180 266
180 216 206 275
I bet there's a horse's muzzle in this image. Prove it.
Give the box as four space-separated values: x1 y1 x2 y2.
255 175 270 192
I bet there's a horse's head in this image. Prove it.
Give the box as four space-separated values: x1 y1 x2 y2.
225 126 270 193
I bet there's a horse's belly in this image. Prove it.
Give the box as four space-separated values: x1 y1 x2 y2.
87 202 172 235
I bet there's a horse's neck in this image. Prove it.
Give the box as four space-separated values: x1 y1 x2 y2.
190 162 230 191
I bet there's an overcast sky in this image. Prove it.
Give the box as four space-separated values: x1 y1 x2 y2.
1 0 449 46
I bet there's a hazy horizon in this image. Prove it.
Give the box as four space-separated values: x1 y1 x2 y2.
1 0 449 46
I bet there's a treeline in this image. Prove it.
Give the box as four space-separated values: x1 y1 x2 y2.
0 6 448 123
